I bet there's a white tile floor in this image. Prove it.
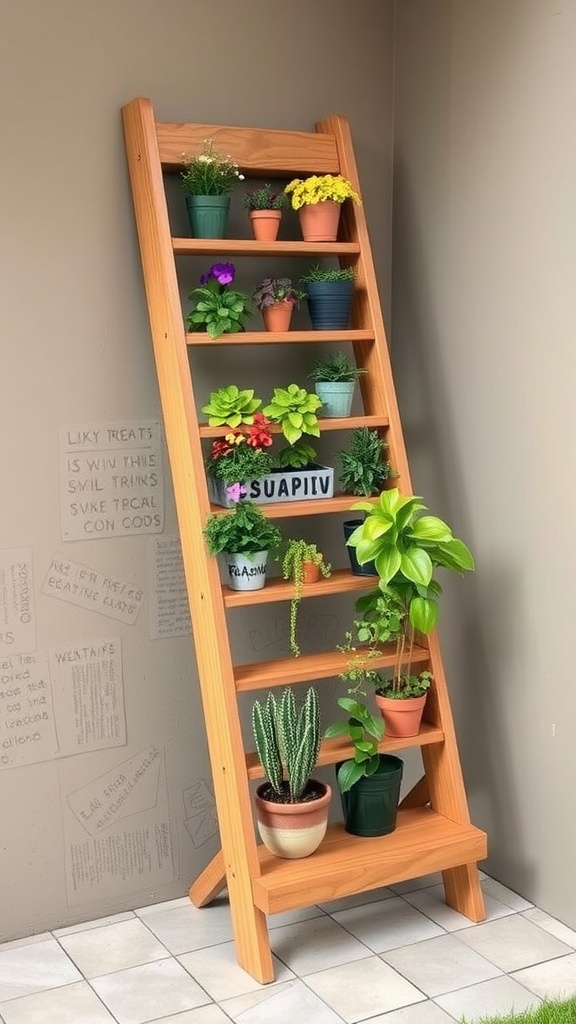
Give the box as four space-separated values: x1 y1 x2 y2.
1 874 576 1024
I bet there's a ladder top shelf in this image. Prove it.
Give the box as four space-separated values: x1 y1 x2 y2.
172 238 361 256
234 643 429 692
155 114 342 175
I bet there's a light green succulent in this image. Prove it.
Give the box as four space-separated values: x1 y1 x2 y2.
201 385 262 428
263 384 322 445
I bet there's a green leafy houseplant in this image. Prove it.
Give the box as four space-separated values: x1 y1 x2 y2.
282 540 331 657
353 593 433 700
284 175 361 209
338 427 393 497
263 384 322 446
180 140 244 195
347 487 474 693
325 695 384 793
300 265 356 285
252 277 304 310
308 352 366 384
244 184 288 211
186 263 252 339
203 500 282 557
202 386 262 428
205 415 274 489
274 440 318 470
252 687 321 803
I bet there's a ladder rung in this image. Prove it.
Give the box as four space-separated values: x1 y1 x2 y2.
173 238 361 256
234 644 430 692
200 415 388 439
223 568 376 608
187 329 375 347
245 723 444 779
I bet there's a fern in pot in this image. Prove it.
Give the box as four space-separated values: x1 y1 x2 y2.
337 427 394 576
252 687 331 858
308 351 366 418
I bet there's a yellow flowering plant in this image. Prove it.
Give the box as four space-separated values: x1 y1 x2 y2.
284 174 361 209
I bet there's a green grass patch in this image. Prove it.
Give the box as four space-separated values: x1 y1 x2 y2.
464 996 576 1024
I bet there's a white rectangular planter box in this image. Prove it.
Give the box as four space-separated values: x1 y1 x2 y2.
209 464 334 508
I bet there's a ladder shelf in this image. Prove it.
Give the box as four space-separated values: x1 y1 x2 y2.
122 97 487 984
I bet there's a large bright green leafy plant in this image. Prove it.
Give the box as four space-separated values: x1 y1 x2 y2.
263 384 322 446
202 386 262 428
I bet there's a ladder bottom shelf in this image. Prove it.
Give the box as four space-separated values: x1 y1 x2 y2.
253 808 487 915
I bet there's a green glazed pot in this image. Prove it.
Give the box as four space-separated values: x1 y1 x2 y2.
185 195 230 238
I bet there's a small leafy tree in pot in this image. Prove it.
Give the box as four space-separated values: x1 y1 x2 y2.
252 687 321 803
282 540 331 657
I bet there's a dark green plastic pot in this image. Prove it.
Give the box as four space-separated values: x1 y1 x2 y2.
343 520 378 576
185 194 230 238
338 755 403 837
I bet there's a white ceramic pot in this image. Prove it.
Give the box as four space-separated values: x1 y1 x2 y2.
225 551 268 591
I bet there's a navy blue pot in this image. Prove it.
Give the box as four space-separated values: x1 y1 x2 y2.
306 280 354 330
343 520 378 577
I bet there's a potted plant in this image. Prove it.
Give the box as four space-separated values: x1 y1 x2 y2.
284 174 361 242
258 384 334 501
325 647 403 837
205 415 275 506
300 265 355 330
202 385 263 428
252 686 330 858
186 263 252 339
347 487 475 736
282 540 331 657
180 139 244 238
244 184 288 241
338 427 394 576
308 351 366 417
252 277 305 333
203 499 282 591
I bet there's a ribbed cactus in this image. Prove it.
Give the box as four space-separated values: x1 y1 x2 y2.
252 687 320 803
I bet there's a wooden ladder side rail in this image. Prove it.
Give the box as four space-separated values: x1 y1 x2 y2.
121 97 274 983
318 115 485 922
315 115 412 493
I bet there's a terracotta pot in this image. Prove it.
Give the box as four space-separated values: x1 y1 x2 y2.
302 561 321 584
255 781 331 859
374 693 427 738
249 210 282 241
298 200 341 242
262 301 294 332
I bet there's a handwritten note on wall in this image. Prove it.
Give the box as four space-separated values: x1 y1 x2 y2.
59 420 164 541
61 746 175 903
148 536 191 639
0 652 58 769
0 548 36 655
42 555 144 625
48 638 126 754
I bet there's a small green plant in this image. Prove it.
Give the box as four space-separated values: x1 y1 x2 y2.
308 352 366 383
205 415 274 488
353 593 432 698
275 440 317 470
244 184 288 211
301 264 356 284
282 540 331 657
338 427 393 497
284 174 361 209
252 687 321 802
325 695 383 793
202 386 262 429
180 140 244 195
186 263 252 339
464 996 576 1024
203 500 282 556
263 384 322 445
252 277 304 311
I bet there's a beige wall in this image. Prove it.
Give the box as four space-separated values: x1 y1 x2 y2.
393 0 576 925
0 0 394 938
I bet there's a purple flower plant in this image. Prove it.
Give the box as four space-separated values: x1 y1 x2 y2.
200 262 235 287
226 483 247 503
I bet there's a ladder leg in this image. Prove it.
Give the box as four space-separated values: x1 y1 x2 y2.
188 850 226 907
442 863 486 922
226 870 275 984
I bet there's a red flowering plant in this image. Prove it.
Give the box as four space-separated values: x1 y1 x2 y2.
186 263 252 339
205 414 275 496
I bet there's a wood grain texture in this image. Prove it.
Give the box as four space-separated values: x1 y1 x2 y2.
173 238 360 256
234 643 430 692
222 568 377 608
200 414 387 438
188 329 373 348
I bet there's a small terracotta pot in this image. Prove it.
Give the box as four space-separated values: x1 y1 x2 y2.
375 693 427 738
302 561 321 584
249 210 282 241
262 300 294 332
255 781 331 859
298 200 341 242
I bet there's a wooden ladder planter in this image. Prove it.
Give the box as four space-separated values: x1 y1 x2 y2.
122 97 487 984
